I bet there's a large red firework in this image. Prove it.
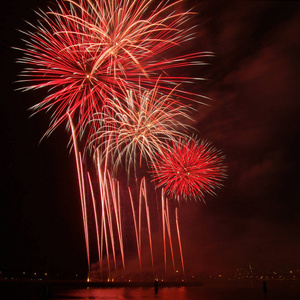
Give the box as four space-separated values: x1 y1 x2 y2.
16 0 210 140
151 138 226 201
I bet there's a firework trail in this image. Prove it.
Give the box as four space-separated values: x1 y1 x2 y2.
68 113 91 279
87 172 102 277
175 207 184 276
90 84 194 177
151 138 226 202
161 190 167 274
127 177 155 277
139 177 154 275
128 187 141 273
163 195 176 273
93 150 127 278
160 190 185 276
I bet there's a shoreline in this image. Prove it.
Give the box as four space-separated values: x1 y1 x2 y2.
0 279 203 288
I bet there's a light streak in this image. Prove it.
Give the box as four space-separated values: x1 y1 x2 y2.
87 172 102 277
128 186 141 274
175 207 185 276
161 189 167 274
97 154 111 278
140 177 154 274
68 113 90 279
109 176 125 270
165 197 176 273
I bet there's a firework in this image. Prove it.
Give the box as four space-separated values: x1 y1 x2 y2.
151 138 226 201
16 0 210 140
90 84 194 176
16 0 223 280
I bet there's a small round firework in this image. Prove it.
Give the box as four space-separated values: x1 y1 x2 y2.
151 138 226 201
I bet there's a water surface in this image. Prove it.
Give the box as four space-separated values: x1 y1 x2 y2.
51 281 300 300
1 280 300 300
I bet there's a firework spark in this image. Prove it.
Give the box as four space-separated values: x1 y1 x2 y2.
151 138 226 201
90 84 194 176
16 0 210 140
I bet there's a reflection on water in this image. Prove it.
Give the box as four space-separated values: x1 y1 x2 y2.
1 281 300 300
51 282 300 300
54 286 189 300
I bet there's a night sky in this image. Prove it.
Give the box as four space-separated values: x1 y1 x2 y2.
1 0 300 278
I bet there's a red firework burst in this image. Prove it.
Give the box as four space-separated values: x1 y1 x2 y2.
151 138 226 201
16 0 210 140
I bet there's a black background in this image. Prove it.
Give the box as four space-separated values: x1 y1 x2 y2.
1 0 300 277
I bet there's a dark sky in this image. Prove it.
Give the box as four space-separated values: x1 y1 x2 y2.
1 0 300 278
